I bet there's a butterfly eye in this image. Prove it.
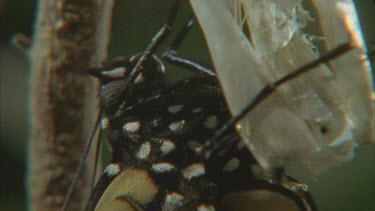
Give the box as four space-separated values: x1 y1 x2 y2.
100 80 129 115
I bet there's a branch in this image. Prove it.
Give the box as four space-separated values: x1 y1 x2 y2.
27 0 114 210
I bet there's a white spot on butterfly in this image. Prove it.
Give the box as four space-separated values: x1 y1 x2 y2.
160 139 176 155
137 142 151 159
204 115 219 129
192 107 203 113
182 163 205 180
197 204 216 211
163 192 185 210
103 67 127 78
151 118 161 127
101 116 110 129
222 158 240 173
104 163 121 176
169 120 185 132
152 162 175 173
168 105 183 114
123 121 140 133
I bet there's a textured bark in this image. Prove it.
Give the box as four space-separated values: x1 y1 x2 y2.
27 0 114 210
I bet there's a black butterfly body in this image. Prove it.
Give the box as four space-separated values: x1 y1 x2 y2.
85 55 316 211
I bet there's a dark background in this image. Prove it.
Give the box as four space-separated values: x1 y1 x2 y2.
0 0 374 210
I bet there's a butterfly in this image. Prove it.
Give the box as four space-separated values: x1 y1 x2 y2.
84 54 316 211
63 0 371 210
75 1 319 210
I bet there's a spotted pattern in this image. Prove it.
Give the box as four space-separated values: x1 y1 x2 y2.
152 162 175 173
169 120 185 132
167 104 184 114
151 118 161 127
222 157 240 173
87 67 315 210
123 121 141 133
102 67 127 78
137 142 151 159
160 139 176 155
197 203 216 211
182 163 206 181
162 192 185 210
192 107 203 113
101 116 110 129
103 163 121 176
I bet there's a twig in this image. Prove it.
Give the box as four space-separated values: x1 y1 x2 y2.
27 1 114 210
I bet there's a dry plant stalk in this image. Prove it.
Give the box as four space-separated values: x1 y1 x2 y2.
27 0 114 210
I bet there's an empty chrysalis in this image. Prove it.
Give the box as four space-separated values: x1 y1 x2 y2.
191 0 374 174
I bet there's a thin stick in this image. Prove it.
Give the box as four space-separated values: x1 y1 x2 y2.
27 1 114 210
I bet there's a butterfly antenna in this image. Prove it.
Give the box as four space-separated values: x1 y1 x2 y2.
61 109 102 211
91 129 103 189
113 0 180 111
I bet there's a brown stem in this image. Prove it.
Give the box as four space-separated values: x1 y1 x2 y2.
27 1 114 210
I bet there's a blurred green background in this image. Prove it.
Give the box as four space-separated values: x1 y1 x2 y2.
0 0 374 210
